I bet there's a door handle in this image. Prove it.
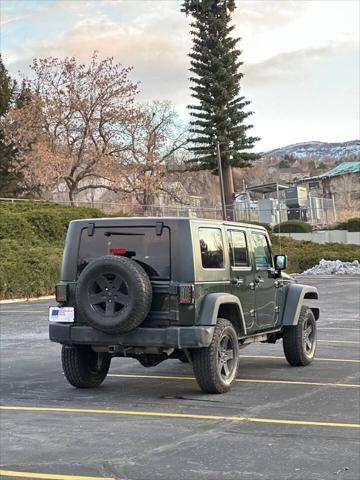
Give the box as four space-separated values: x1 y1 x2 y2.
231 278 244 286
249 282 256 290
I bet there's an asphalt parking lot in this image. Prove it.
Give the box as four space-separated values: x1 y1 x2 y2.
0 276 359 480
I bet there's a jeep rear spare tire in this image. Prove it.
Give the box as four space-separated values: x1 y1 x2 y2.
76 255 152 334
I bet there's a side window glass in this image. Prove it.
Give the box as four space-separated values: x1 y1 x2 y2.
199 228 224 269
228 230 249 267
252 233 273 269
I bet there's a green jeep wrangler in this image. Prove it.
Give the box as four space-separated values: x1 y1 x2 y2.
49 217 319 394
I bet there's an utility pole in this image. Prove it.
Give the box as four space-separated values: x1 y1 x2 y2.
216 141 226 220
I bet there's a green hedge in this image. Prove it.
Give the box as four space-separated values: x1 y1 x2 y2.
270 235 360 273
0 200 124 299
240 221 272 232
0 239 63 298
1 200 359 297
336 218 360 232
273 220 312 233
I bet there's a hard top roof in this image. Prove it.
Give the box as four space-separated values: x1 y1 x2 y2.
71 216 266 231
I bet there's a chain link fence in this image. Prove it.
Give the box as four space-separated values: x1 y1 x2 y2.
1 196 357 227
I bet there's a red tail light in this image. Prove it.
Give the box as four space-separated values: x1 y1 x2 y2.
179 284 195 304
110 248 127 255
55 283 68 302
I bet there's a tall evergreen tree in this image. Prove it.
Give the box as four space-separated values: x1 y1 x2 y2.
183 0 259 217
0 56 23 196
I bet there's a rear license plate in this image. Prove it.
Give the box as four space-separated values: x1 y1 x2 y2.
49 307 74 323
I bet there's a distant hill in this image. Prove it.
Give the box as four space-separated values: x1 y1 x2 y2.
261 140 360 162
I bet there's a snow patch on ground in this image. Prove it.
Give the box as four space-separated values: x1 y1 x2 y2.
303 259 360 275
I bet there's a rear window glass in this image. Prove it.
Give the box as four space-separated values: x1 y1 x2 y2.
199 228 224 269
79 226 170 279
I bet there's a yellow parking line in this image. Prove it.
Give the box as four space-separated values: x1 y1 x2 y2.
0 405 359 429
319 327 360 331
241 355 360 363
107 373 360 388
0 310 45 314
0 470 115 480
318 340 360 344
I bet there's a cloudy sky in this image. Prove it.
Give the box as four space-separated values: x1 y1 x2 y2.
0 0 359 151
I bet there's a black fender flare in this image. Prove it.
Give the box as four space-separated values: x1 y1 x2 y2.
197 293 247 335
281 284 319 326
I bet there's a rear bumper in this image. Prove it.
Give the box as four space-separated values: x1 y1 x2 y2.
49 323 215 349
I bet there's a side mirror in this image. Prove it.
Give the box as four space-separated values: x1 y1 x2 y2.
274 254 287 271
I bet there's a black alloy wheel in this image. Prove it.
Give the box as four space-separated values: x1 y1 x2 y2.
76 255 152 334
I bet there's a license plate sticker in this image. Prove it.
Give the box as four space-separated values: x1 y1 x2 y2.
49 307 74 323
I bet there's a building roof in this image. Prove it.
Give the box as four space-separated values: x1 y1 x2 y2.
318 162 360 178
297 162 360 183
244 182 289 194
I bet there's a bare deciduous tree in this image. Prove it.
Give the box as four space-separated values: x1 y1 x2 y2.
117 101 188 208
4 52 139 202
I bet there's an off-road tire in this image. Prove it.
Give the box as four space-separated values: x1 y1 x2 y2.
76 255 152 334
192 318 239 394
62 345 111 388
283 306 317 366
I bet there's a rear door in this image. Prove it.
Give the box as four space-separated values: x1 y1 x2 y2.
250 231 277 329
79 223 171 326
226 228 256 333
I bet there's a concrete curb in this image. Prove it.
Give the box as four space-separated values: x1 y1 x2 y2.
0 295 55 305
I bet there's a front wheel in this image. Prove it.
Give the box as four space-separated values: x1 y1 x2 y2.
61 345 111 388
192 318 239 394
283 307 317 366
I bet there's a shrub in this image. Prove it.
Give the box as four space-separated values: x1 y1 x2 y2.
0 210 36 243
270 236 360 273
0 200 124 299
0 240 63 298
273 220 312 233
240 221 272 232
336 218 360 232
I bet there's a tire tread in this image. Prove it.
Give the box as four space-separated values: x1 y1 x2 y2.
283 307 317 366
192 318 239 394
61 345 110 388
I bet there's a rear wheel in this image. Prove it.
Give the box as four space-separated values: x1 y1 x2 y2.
283 307 317 366
62 345 111 388
192 318 239 394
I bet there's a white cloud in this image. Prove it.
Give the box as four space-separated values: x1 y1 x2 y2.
1 0 359 150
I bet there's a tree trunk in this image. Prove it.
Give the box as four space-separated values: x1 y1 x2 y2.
68 186 76 206
222 164 235 220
